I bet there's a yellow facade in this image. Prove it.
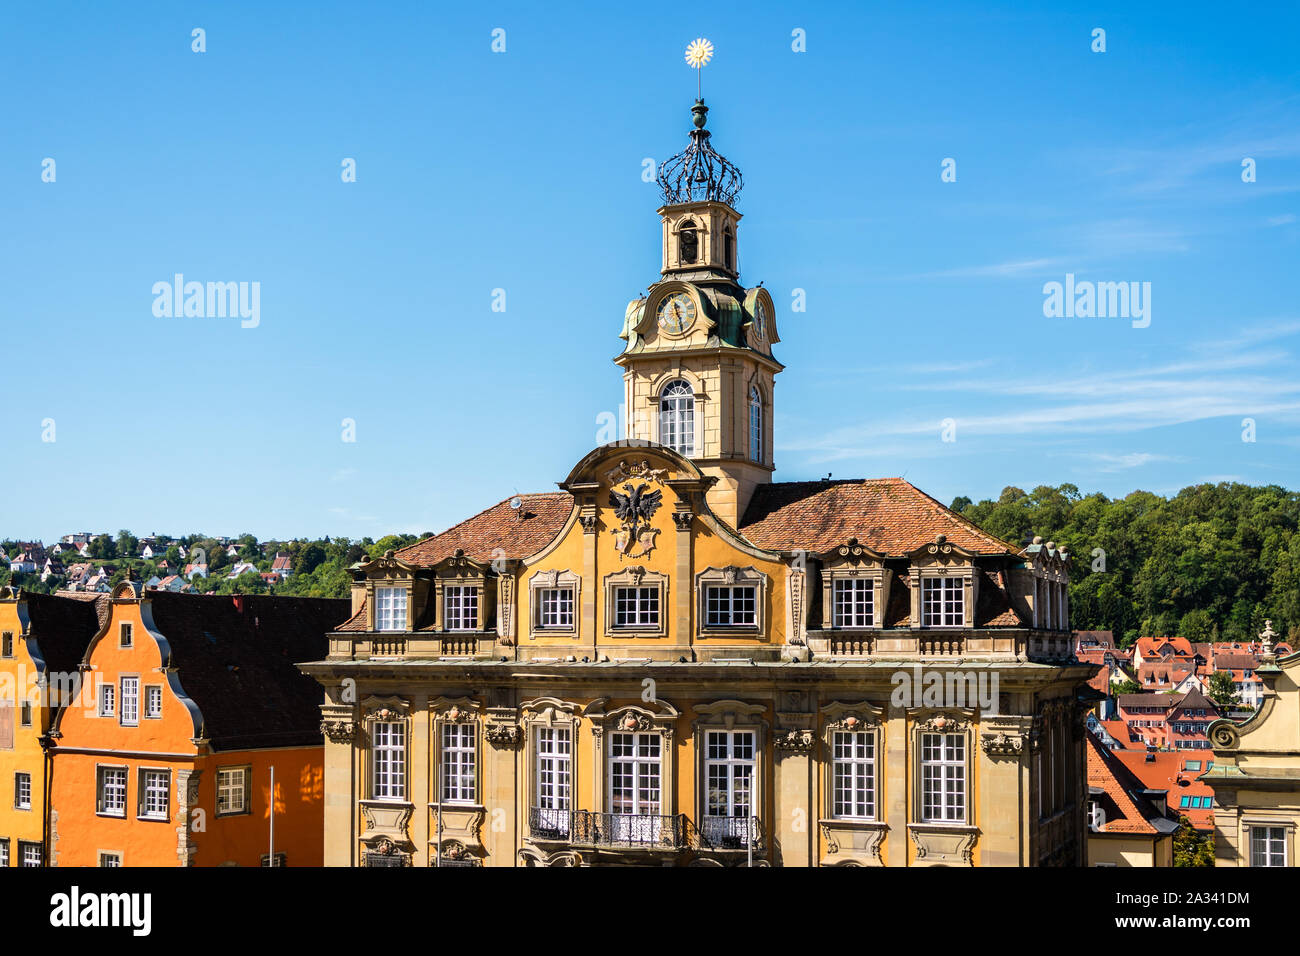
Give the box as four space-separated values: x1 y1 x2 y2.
301 97 1095 867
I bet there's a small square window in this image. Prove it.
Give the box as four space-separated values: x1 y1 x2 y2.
98 852 122 867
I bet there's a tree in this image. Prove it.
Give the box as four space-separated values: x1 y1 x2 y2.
1206 671 1238 711
1112 679 1142 696
116 529 139 558
1173 816 1214 867
1179 609 1217 643
294 544 327 576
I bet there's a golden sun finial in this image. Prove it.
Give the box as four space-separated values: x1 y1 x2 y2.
685 37 714 69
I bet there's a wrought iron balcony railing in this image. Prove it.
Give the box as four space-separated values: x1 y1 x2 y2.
699 815 762 850
528 806 574 841
528 807 690 850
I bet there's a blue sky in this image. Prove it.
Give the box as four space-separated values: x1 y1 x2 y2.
2 1 1298 543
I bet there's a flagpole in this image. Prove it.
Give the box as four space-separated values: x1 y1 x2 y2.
269 765 275 866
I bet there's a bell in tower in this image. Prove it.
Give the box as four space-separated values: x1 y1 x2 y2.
615 78 783 528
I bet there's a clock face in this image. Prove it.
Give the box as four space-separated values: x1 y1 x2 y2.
656 292 696 333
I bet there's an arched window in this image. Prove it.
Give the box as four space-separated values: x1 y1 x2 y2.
678 220 698 264
724 227 735 272
659 380 695 456
749 386 762 463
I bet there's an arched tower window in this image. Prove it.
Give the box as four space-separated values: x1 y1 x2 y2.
678 220 698 265
749 386 763 463
724 226 735 272
659 380 696 456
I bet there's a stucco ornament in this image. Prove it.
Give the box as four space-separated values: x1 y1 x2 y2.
610 481 664 559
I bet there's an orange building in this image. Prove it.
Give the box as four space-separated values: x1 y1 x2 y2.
49 583 348 866
0 588 105 867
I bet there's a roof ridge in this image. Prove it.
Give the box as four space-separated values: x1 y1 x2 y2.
893 478 1020 554
394 491 571 560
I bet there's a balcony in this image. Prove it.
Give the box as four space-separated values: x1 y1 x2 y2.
528 808 690 850
699 815 762 850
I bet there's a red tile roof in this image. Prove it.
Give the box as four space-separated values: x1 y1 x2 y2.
1087 733 1162 834
738 478 1019 555
396 493 573 567
1114 750 1216 832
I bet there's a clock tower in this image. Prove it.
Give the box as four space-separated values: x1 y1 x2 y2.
615 99 783 528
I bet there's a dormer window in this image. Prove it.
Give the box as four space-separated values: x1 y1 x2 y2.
724 226 735 272
375 586 407 632
678 219 698 264
445 586 479 631
921 577 964 627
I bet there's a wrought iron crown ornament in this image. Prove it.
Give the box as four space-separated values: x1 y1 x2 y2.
656 99 744 207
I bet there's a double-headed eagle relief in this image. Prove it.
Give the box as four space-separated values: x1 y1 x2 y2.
606 459 668 558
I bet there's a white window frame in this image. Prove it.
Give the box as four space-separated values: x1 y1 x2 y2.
97 765 127 817
216 766 250 816
533 726 572 835
537 587 574 629
99 851 122 867
444 586 479 632
138 768 170 821
441 723 478 804
119 675 139 727
831 730 876 820
703 729 755 822
371 720 407 801
0 839 8 867
705 585 757 628
659 379 696 456
145 684 163 719
14 772 31 811
608 731 663 818
921 577 965 628
1251 826 1288 867
19 841 41 867
832 577 875 628
119 622 133 648
98 681 115 717
374 586 408 632
920 732 967 823
748 386 762 463
613 586 660 629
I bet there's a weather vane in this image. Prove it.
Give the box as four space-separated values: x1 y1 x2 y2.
685 37 713 99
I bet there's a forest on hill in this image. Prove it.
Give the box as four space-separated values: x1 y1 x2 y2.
952 482 1300 647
